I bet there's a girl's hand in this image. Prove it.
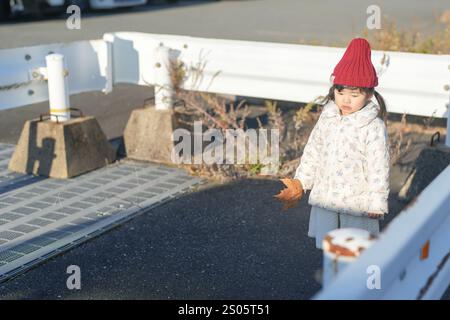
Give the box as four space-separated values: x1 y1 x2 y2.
274 178 304 211
368 212 383 219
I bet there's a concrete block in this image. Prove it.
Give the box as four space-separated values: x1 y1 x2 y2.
124 106 177 164
8 116 116 179
124 105 214 165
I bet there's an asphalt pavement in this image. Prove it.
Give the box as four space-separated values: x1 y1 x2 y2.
0 179 323 299
0 0 448 49
0 177 429 300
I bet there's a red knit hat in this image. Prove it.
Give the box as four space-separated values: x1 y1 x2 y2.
332 38 378 88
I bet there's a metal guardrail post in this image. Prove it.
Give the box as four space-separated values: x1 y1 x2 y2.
45 53 70 122
322 228 377 288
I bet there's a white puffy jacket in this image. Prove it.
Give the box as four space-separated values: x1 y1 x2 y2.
294 99 390 217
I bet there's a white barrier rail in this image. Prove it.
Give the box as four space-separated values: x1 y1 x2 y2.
0 40 108 110
0 32 449 118
314 165 450 300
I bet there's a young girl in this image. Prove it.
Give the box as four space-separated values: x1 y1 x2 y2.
275 38 390 249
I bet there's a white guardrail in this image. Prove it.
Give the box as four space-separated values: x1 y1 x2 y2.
0 32 449 299
1 32 449 117
314 165 450 300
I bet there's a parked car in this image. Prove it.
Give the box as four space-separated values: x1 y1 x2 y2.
0 0 11 20
0 0 148 20
1 0 67 19
69 0 147 11
19 0 67 17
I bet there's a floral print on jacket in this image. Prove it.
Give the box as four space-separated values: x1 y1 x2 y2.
294 99 390 217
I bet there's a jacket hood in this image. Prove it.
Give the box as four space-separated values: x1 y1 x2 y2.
321 99 380 128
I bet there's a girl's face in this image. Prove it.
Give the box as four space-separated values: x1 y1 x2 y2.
334 88 373 116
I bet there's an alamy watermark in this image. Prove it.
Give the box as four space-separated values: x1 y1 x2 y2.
171 121 280 170
66 265 81 290
366 264 381 290
66 5 81 30
366 5 382 30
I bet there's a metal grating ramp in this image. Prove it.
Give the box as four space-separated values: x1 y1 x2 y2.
0 143 206 282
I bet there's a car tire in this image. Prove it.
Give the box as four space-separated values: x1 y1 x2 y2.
0 0 11 21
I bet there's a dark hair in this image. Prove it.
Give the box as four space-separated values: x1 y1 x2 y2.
321 84 387 123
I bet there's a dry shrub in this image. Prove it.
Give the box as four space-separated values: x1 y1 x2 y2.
362 13 450 54
168 58 276 181
389 113 412 166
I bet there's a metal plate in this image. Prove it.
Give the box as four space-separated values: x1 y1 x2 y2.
0 143 206 282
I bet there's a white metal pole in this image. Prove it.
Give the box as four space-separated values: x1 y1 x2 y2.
322 228 377 288
45 53 70 122
154 46 174 110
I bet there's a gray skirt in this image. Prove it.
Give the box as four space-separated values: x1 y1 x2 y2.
308 205 380 249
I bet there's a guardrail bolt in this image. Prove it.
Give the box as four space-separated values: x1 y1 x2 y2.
25 54 31 61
